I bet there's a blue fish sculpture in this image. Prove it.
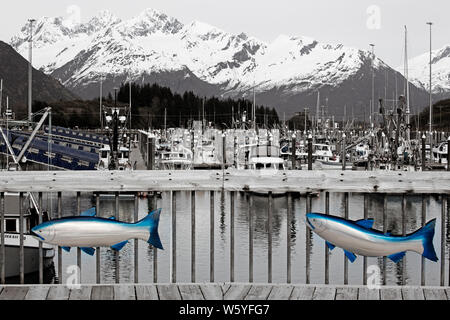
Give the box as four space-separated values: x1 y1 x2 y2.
31 207 163 255
306 212 438 263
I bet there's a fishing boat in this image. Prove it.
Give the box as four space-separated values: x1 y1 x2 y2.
2 193 54 278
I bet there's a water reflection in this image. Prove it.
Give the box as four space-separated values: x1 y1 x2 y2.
5 191 446 286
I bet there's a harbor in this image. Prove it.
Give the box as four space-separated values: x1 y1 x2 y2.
1 2 450 305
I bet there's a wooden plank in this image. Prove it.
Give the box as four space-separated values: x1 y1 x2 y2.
46 286 70 300
358 288 380 300
380 288 402 300
91 286 114 300
244 285 273 300
335 287 358 300
114 285 136 300
135 285 159 300
224 284 251 300
69 286 92 300
200 284 223 300
24 286 50 300
178 284 204 300
424 288 448 300
312 286 336 300
402 287 425 300
267 286 294 300
1 171 449 194
157 284 181 300
290 286 315 300
0 286 29 300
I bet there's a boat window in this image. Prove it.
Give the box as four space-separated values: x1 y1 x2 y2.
256 163 264 170
101 151 108 158
266 163 272 168
122 151 129 158
5 219 16 232
279 164 284 170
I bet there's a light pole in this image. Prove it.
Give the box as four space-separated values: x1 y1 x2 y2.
28 19 36 129
426 22 433 149
369 44 375 129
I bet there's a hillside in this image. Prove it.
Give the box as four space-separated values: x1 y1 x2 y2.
0 41 78 118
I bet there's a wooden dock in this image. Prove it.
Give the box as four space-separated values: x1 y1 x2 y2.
0 283 449 300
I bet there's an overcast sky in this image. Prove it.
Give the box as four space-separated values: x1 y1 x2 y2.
1 0 448 68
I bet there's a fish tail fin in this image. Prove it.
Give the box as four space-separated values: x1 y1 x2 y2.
136 208 163 250
409 219 438 262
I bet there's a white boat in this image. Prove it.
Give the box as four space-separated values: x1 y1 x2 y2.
248 144 286 170
432 141 448 165
2 193 54 278
97 144 132 170
157 143 193 170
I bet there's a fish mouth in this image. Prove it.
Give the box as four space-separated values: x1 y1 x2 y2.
31 229 45 241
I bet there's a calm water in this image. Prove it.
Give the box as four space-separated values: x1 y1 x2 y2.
12 191 450 286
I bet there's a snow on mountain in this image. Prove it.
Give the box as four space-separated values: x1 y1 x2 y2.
405 45 450 94
9 8 431 116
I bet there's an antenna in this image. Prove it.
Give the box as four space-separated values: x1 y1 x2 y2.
404 26 411 142
426 22 433 148
28 19 36 129
369 43 375 129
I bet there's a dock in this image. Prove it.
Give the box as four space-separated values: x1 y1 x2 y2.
0 283 449 300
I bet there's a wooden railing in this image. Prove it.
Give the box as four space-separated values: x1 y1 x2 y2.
0 170 449 286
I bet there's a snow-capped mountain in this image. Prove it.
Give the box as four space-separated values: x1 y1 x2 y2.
10 8 431 117
405 44 450 96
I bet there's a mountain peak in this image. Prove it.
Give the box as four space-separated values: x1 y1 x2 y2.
119 7 183 36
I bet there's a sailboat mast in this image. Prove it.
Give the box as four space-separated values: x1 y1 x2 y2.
404 26 410 142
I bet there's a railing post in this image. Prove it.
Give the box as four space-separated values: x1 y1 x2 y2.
150 193 158 283
441 195 446 286
382 194 387 286
57 192 62 283
38 192 43 284
191 190 196 283
291 135 296 170
363 193 368 285
96 193 101 284
171 191 176 283
134 193 139 284
306 193 311 284
344 192 349 285
287 192 292 284
115 192 119 283
76 192 81 281
230 191 235 282
401 194 406 285
268 191 273 283
210 190 215 282
422 134 426 171
421 195 426 286
0 192 4 284
325 191 330 284
248 193 253 283
19 192 24 284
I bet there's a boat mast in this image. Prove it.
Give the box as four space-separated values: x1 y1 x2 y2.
426 22 433 149
28 19 36 129
404 26 410 143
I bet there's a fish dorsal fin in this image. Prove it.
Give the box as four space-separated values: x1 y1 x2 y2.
80 207 96 217
388 252 405 263
326 241 336 251
111 240 128 251
80 247 95 256
108 216 116 220
355 219 374 229
61 246 71 252
385 231 392 236
344 250 357 263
